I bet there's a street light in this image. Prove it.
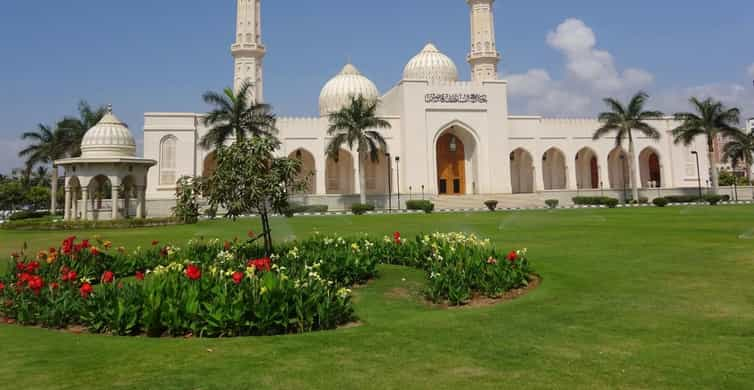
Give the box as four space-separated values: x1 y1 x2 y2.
386 152 392 212
395 156 401 210
691 151 703 201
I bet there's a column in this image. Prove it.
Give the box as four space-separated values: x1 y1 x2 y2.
64 187 72 221
136 186 145 219
72 189 79 220
111 185 120 220
533 157 545 193
81 188 89 221
567 162 578 191
315 155 327 195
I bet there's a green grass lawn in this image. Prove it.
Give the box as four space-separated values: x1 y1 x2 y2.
1 207 754 389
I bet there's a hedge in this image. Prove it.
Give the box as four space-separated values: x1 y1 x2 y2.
572 196 618 206
350 203 375 215
1 217 181 231
406 200 435 214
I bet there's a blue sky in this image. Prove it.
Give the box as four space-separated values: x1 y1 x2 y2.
1 0 753 173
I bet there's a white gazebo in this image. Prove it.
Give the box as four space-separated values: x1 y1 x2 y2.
55 105 156 221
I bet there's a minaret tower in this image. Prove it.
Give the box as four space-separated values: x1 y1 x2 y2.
231 0 266 102
466 0 500 81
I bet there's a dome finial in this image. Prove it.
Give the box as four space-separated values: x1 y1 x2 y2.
106 104 113 114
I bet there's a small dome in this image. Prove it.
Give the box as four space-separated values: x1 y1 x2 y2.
319 64 380 116
403 43 458 83
80 105 136 158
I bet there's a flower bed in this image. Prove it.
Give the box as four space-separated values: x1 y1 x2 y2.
0 232 534 337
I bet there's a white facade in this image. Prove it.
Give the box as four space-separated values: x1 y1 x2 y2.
143 0 712 209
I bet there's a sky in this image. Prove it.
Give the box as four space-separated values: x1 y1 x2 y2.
1 0 753 173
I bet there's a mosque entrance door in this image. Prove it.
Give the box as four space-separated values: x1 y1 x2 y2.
436 133 466 195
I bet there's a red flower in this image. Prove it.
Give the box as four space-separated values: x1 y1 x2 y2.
62 270 78 283
507 250 517 262
28 275 44 294
15 262 25 272
185 264 202 281
79 283 93 298
247 257 271 272
247 230 255 238
50 282 60 290
90 247 100 256
135 271 145 281
232 271 244 285
25 261 40 274
102 271 114 284
393 232 402 244
81 240 90 249
151 240 159 246
0 281 5 292
224 241 231 251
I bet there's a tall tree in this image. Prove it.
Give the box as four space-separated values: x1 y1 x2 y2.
56 101 108 157
199 82 277 150
672 97 741 192
593 92 663 202
31 166 51 187
19 124 70 213
326 95 391 205
722 129 754 182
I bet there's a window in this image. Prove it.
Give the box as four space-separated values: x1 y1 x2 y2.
159 136 177 186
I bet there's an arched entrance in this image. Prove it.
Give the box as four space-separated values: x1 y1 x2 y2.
575 148 599 189
326 149 355 194
436 133 466 195
202 151 218 178
542 148 567 190
510 148 534 194
608 147 630 190
289 149 316 194
364 151 389 194
639 148 661 188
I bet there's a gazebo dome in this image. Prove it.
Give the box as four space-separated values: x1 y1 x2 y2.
80 105 137 158
403 43 458 83
319 63 380 116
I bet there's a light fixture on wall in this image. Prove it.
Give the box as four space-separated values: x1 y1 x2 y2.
449 136 457 153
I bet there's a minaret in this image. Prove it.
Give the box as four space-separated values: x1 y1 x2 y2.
231 0 266 102
466 0 500 81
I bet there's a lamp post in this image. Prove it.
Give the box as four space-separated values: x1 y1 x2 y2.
386 152 392 212
395 156 401 210
421 185 425 200
692 151 703 201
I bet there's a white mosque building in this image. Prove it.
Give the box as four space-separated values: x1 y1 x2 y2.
141 0 712 214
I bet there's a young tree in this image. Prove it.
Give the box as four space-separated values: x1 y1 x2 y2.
326 95 391 204
722 129 754 182
173 176 205 224
205 136 307 255
199 82 277 150
672 97 741 192
19 124 70 214
593 92 663 202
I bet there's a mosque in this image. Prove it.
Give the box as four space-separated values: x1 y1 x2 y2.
58 0 712 220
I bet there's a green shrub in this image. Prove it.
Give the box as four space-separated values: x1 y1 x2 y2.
484 200 498 211
604 198 620 208
626 197 649 204
545 199 559 209
351 203 375 215
406 200 435 214
664 195 700 203
288 203 329 214
703 194 723 206
652 197 669 207
1 217 180 231
573 196 614 206
721 195 731 202
8 210 50 221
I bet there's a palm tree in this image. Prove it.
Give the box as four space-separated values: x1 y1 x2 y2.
593 92 663 202
722 129 754 183
56 101 108 157
19 124 70 213
31 166 51 187
199 82 278 150
672 97 741 192
326 95 391 204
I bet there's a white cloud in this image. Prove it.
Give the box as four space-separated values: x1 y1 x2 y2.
506 18 751 118
0 138 25 175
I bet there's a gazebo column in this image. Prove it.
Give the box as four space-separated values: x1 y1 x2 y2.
111 185 120 220
64 187 72 221
72 188 79 220
136 185 146 219
81 188 89 221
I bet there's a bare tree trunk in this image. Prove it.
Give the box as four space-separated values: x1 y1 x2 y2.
358 151 367 204
51 165 58 214
628 139 640 202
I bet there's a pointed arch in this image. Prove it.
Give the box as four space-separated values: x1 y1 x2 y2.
639 147 662 188
510 148 534 194
289 148 317 194
159 135 177 185
575 147 600 189
608 147 630 190
433 121 479 195
326 149 355 194
542 147 567 190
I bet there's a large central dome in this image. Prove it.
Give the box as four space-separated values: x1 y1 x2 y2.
403 43 458 83
319 64 380 116
80 106 137 158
